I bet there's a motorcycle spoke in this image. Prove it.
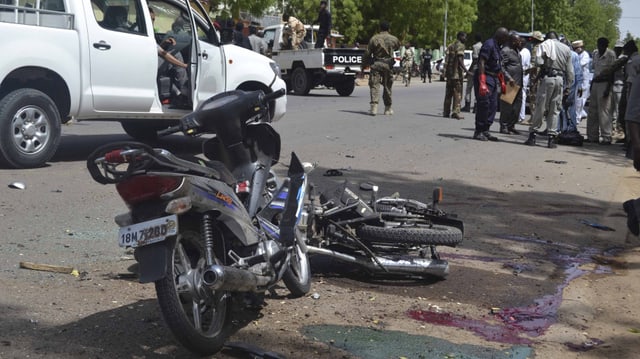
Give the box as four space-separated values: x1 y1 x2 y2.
191 300 203 331
176 241 192 269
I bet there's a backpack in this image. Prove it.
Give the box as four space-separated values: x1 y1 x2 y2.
557 131 584 146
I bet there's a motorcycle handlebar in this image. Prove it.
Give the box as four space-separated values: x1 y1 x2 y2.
263 88 286 103
157 124 184 137
156 88 286 137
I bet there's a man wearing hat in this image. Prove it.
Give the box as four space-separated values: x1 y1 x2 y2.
524 31 574 148
523 31 545 122
572 40 591 123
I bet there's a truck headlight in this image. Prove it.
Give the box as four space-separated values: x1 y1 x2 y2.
270 62 282 79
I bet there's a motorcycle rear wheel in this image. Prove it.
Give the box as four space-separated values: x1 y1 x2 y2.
356 224 462 247
155 230 231 355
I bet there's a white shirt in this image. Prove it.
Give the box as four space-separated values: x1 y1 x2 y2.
577 50 591 88
520 47 531 84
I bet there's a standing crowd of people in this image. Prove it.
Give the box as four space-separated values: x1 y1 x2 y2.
362 21 639 152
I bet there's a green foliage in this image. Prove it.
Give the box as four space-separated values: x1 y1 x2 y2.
207 0 277 19
207 0 624 52
473 0 621 51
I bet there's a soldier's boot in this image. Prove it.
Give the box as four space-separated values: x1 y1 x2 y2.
369 104 378 116
547 135 558 149
524 132 536 146
461 101 471 112
384 106 394 115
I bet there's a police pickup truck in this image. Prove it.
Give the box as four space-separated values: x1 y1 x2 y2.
263 24 364 96
0 0 286 168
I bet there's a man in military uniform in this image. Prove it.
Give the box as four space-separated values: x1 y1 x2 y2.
282 14 306 50
463 34 482 112
362 21 400 116
524 31 574 148
443 31 468 120
402 42 415 87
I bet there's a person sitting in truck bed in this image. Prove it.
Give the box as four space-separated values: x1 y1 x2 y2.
282 14 306 50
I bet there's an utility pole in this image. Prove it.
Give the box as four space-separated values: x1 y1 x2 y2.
531 0 534 32
443 0 448 55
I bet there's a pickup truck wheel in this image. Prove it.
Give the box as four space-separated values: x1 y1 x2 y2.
291 67 312 95
335 80 355 96
0 88 61 168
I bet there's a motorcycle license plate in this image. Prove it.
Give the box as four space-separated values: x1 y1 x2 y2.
118 215 178 248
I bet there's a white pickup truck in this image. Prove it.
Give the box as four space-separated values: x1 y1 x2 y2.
0 0 286 168
262 24 364 96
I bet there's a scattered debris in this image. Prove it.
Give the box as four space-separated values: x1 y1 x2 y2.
580 219 615 231
311 292 320 300
19 261 75 274
8 182 25 190
564 338 604 352
629 328 640 334
345 154 355 158
544 160 567 164
323 169 343 177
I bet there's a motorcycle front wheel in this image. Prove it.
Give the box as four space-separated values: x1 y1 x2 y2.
155 229 231 355
357 224 463 247
282 239 311 297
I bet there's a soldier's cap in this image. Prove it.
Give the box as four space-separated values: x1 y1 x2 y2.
531 31 544 42
572 40 584 48
615 40 625 48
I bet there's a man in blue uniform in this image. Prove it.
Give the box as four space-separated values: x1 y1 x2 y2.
473 27 509 141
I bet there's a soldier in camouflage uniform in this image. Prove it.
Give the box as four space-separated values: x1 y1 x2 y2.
362 21 400 116
443 31 468 119
402 42 414 87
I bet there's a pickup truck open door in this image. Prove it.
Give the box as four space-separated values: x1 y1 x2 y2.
83 0 157 113
185 0 226 107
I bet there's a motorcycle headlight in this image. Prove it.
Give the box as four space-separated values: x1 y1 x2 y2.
270 61 282 79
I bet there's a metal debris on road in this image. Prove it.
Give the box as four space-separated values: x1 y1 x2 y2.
8 182 25 189
580 219 615 231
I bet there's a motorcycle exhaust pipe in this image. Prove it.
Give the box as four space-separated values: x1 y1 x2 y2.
306 246 449 278
202 264 270 292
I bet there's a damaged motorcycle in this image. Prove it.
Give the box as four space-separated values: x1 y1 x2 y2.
304 181 463 279
87 89 312 355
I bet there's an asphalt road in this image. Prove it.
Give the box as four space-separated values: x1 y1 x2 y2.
0 79 636 358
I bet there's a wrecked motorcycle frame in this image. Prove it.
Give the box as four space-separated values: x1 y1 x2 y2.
305 181 464 279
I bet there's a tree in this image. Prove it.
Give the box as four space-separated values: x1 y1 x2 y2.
206 0 278 20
